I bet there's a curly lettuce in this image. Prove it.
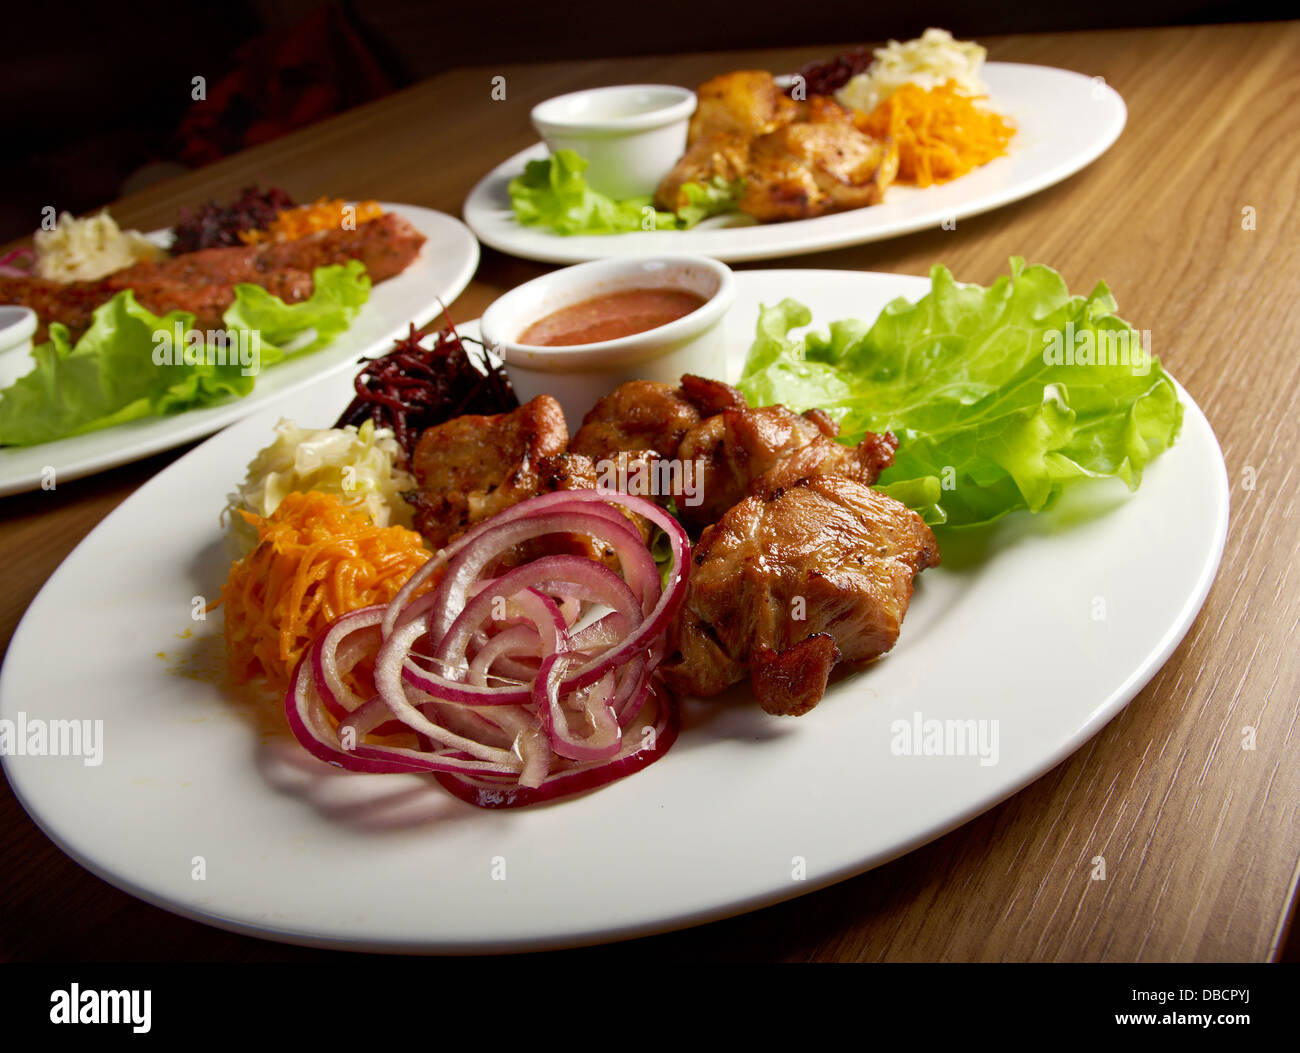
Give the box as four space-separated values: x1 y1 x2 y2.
508 149 742 235
738 258 1183 528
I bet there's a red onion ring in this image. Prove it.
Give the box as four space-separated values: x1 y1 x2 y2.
284 487 689 807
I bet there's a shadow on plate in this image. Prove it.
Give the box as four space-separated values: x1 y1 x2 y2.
255 737 474 833
162 603 478 834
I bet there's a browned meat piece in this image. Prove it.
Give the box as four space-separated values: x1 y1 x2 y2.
536 450 654 558
739 97 899 222
254 213 425 283
660 76 897 224
675 403 898 531
751 635 841 717
661 474 939 714
688 71 799 143
679 373 748 417
0 274 111 342
535 450 600 493
569 376 745 463
3 213 425 342
570 380 699 462
409 395 569 550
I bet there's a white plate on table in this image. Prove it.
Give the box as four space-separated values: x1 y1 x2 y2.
465 63 1126 264
0 204 479 497
0 269 1226 954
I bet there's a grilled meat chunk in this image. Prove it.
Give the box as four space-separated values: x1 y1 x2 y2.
570 375 747 462
742 95 898 221
409 395 569 550
656 75 898 223
661 474 939 714
407 404 648 567
688 71 800 143
253 212 424 283
570 380 702 462
0 274 111 340
675 403 898 531
569 376 748 516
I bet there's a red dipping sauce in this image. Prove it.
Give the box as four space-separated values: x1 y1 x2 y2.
518 288 707 347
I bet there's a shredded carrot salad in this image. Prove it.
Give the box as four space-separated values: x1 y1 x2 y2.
239 198 383 244
217 491 432 693
859 80 1014 187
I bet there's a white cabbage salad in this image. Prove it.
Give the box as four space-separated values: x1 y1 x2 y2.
836 28 988 114
225 418 416 553
34 210 166 283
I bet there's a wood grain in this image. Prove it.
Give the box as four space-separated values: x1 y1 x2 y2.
2 22 1297 962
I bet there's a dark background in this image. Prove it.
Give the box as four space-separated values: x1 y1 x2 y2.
0 0 1284 242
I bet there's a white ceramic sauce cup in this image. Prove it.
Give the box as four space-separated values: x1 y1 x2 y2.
531 85 696 200
480 256 734 431
0 306 38 389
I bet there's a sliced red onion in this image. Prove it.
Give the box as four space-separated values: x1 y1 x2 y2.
284 487 688 807
433 680 678 809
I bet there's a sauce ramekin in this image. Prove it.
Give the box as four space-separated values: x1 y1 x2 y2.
480 255 734 429
531 85 696 200
0 306 38 389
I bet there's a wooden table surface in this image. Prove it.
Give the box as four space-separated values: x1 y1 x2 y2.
2 21 1298 963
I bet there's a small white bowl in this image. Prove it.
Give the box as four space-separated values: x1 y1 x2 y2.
0 306 38 389
481 255 733 430
531 84 696 200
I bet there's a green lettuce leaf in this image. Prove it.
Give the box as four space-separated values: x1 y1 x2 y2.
508 149 742 234
675 176 747 228
222 259 371 367
0 262 370 447
737 258 1183 528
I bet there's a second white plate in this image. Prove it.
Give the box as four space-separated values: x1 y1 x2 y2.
464 63 1126 264
0 204 480 497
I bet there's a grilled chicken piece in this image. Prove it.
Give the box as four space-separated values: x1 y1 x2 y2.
656 78 897 224
253 212 424 283
407 410 648 568
739 98 899 222
675 403 898 531
662 474 939 714
409 395 569 550
680 373 749 417
2 212 425 342
570 376 746 462
569 376 748 515
688 71 799 143
538 450 654 552
654 133 751 214
0 274 128 341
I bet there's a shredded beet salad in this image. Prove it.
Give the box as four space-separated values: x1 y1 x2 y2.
787 48 874 97
170 185 296 254
335 319 518 459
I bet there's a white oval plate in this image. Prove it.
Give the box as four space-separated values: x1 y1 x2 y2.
0 204 479 496
464 64 1125 264
0 269 1226 954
